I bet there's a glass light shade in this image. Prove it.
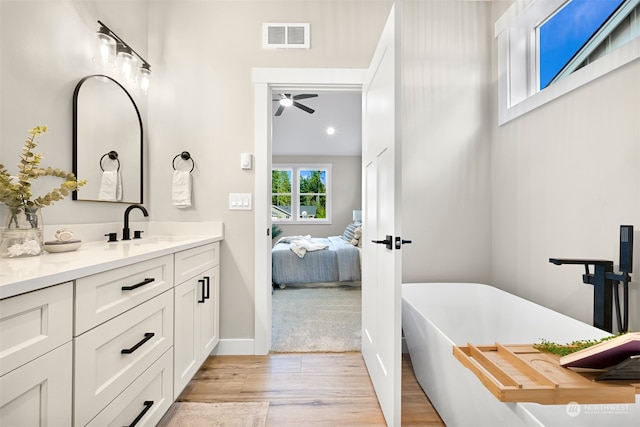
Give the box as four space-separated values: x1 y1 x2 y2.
353 210 362 222
116 45 138 84
94 28 116 65
279 97 293 107
139 64 151 93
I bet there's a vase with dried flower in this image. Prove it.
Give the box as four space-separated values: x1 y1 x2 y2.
0 126 87 257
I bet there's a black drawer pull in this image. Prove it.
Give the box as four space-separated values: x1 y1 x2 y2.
121 332 155 354
198 279 206 303
124 400 154 427
122 277 155 291
204 276 210 300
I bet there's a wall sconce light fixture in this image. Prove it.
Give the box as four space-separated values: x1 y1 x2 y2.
93 20 151 93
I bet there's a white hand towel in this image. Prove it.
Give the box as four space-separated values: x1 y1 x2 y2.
115 171 122 201
172 170 191 208
98 170 120 201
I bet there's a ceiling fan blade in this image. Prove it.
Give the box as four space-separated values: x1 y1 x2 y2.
274 104 285 116
292 94 318 100
293 101 315 114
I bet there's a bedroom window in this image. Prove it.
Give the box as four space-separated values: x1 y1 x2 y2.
272 164 331 224
495 0 640 125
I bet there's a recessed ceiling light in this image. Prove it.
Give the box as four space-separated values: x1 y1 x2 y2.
326 126 335 135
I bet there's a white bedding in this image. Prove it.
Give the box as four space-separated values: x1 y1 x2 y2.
275 235 329 258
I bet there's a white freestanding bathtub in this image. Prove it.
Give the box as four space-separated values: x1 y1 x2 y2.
402 282 640 427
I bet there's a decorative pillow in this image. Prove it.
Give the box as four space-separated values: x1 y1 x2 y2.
342 223 362 246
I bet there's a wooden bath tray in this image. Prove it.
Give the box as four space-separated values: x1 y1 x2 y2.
453 343 640 404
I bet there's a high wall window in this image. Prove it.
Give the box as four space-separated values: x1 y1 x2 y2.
538 0 625 90
272 164 331 224
496 0 640 125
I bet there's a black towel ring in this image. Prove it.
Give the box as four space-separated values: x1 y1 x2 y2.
100 151 120 172
172 151 195 173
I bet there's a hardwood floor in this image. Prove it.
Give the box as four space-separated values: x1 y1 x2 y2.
177 352 444 426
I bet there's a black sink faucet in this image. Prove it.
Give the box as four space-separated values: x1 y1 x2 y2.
123 204 149 240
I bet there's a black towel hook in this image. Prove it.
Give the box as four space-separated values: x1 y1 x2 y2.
100 151 120 171
172 151 195 173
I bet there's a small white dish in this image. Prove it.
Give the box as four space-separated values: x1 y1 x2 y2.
43 240 82 253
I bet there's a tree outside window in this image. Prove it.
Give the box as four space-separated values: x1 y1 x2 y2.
272 164 331 223
272 169 292 220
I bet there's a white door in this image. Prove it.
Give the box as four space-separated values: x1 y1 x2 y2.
361 4 403 426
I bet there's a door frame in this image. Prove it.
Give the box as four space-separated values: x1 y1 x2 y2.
252 68 366 355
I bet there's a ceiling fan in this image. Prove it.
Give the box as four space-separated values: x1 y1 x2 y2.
273 93 318 116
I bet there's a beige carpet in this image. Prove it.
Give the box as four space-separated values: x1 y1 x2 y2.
271 286 361 352
157 401 269 427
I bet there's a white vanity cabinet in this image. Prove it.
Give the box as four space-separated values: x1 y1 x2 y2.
0 232 222 426
0 282 73 426
173 242 220 397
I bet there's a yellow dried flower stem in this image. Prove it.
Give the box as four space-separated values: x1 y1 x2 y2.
0 125 86 209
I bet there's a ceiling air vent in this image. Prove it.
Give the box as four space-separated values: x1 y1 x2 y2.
263 23 310 49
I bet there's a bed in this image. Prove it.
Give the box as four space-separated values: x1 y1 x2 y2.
272 223 362 287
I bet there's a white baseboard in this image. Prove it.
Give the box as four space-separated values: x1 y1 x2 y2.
211 338 256 355
211 337 405 356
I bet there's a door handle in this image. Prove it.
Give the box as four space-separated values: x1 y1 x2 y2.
372 235 393 250
198 279 206 303
121 277 155 291
121 332 155 354
125 400 154 427
395 237 412 249
203 276 210 300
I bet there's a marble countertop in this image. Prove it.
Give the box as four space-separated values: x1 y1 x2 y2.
0 234 223 299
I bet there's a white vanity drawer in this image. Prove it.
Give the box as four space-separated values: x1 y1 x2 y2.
74 290 173 427
0 282 72 376
87 348 173 427
75 254 174 335
174 242 219 283
0 341 72 426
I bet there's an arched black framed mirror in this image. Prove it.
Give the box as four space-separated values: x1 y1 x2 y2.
72 74 143 203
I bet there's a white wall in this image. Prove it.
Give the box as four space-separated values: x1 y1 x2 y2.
490 0 640 332
272 155 361 238
0 0 149 226
7 0 634 349
141 1 392 340
0 0 392 344
400 0 493 284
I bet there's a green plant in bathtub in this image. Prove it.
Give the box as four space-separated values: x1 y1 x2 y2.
534 334 623 356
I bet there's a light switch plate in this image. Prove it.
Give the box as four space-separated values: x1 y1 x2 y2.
229 193 252 210
241 153 253 170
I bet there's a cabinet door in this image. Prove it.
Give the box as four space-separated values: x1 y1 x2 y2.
0 282 72 376
0 342 72 426
173 278 199 398
174 266 220 398
198 265 220 366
